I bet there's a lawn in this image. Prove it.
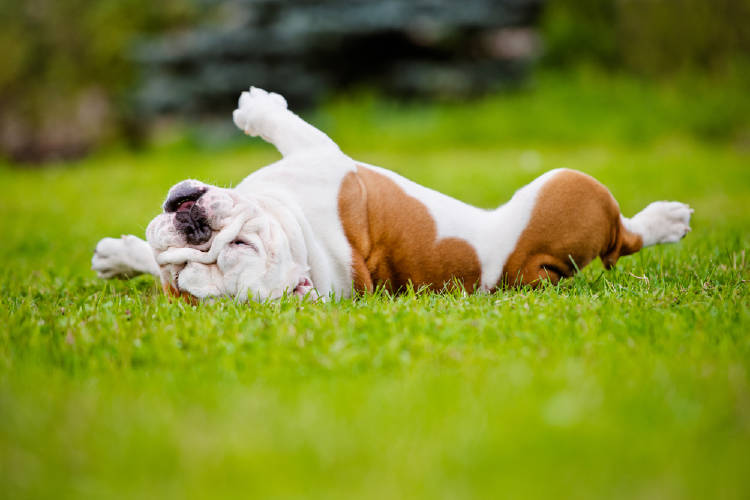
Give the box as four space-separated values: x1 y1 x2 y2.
2 72 749 499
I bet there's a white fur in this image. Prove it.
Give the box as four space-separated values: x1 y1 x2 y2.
93 87 691 301
232 87 339 158
622 201 693 247
92 235 159 279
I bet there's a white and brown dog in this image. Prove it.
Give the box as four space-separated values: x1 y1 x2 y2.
92 87 692 301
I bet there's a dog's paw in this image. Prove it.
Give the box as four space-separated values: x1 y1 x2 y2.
92 235 156 279
232 87 288 136
628 201 693 246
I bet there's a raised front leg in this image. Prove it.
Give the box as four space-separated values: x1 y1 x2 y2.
232 87 339 157
92 235 160 279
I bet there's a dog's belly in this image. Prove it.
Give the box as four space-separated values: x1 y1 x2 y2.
235 152 638 295
234 154 551 295
234 154 496 295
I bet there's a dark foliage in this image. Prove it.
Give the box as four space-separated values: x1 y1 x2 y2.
133 0 543 118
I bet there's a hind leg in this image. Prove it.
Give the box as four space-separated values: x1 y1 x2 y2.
500 170 693 288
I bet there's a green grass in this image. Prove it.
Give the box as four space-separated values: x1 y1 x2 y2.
2 73 749 499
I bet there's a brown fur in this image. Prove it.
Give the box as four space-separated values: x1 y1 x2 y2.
162 280 199 305
338 166 482 293
501 170 643 287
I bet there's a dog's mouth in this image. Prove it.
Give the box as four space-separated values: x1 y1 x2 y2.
169 264 187 296
176 200 196 212
174 266 183 289
293 277 316 299
162 268 198 305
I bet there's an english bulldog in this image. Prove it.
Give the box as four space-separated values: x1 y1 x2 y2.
92 87 692 301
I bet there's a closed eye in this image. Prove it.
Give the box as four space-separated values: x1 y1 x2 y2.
231 239 259 252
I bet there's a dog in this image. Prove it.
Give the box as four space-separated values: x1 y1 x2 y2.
92 87 692 301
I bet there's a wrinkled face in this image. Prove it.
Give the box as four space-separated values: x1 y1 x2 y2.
146 180 316 302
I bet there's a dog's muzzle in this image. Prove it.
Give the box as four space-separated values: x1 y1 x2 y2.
164 182 211 245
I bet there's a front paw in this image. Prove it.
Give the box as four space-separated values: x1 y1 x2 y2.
232 87 288 136
92 235 148 279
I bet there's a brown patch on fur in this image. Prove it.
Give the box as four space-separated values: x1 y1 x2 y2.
162 280 199 305
502 169 643 287
338 166 481 293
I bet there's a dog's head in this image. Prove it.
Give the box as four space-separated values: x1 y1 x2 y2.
146 180 316 302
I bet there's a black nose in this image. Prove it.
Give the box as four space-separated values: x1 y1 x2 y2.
164 181 208 213
165 181 212 245
175 208 212 245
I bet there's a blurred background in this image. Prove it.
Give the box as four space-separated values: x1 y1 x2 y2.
1 0 749 164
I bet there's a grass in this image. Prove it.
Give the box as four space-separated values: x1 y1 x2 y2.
1 72 749 499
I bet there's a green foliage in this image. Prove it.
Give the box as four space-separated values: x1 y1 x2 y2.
3 0 748 162
541 0 750 75
1 78 749 498
0 0 195 161
540 0 620 69
319 70 750 148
